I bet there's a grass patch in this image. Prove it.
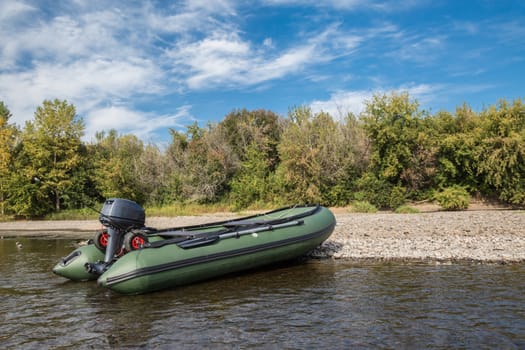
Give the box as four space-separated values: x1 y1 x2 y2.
144 202 233 217
4 202 280 221
395 205 420 214
349 201 378 213
45 207 100 220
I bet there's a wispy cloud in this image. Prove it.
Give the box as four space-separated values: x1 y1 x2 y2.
310 83 448 118
84 105 192 142
166 23 362 89
0 0 520 143
0 1 255 136
263 0 426 11
0 0 189 137
262 0 366 10
0 0 438 137
310 90 374 118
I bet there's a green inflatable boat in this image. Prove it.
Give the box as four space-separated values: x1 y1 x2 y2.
53 198 336 294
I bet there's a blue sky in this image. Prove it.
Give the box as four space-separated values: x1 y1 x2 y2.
1 0 523 144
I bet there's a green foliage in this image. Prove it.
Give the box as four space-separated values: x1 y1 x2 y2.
353 178 406 210
1 95 524 218
354 172 392 208
92 131 146 203
167 123 238 203
135 144 174 205
275 107 366 205
0 102 17 215
362 92 435 196
220 109 283 209
435 186 471 211
229 143 273 210
395 205 420 214
476 99 525 205
5 172 52 217
389 185 407 209
349 201 378 213
220 109 281 169
46 207 99 220
8 99 84 216
274 107 324 203
433 106 480 190
322 184 353 207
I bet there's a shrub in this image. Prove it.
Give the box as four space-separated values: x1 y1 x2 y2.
435 186 470 211
349 201 378 213
354 173 392 208
389 185 407 209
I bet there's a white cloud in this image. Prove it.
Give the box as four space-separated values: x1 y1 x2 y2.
0 58 163 125
393 35 446 64
1 6 134 70
0 1 180 140
263 38 274 48
262 0 366 10
310 90 373 118
0 0 35 22
310 83 446 118
167 24 355 89
262 0 424 11
145 0 236 35
84 105 192 142
1 0 507 144
1 0 370 139
183 0 236 15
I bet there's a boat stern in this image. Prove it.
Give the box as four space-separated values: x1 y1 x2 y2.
53 244 105 281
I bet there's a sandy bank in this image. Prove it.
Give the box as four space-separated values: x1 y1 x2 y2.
1 210 524 263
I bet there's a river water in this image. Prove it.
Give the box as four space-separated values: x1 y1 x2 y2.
1 237 524 349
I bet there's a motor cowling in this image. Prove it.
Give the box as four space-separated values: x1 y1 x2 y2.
86 198 146 275
99 198 145 231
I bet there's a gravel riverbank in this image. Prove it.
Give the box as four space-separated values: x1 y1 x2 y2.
1 210 524 263
312 210 525 263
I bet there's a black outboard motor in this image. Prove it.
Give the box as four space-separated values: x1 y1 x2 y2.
86 198 145 275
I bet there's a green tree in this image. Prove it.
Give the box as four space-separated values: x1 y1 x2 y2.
68 142 104 209
275 107 362 205
477 98 525 204
91 130 146 203
0 102 18 215
12 100 84 215
433 106 481 191
325 112 369 205
136 144 173 205
221 109 282 207
361 92 435 206
165 129 189 202
185 123 238 202
164 123 238 203
220 109 281 169
229 142 275 209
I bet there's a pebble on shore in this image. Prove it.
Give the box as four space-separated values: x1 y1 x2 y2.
310 210 525 263
0 209 524 263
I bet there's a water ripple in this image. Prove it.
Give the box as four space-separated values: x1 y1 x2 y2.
1 239 524 349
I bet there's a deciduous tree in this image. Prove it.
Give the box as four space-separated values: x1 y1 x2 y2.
477 98 525 204
361 92 435 206
0 102 17 214
92 130 146 203
276 107 363 205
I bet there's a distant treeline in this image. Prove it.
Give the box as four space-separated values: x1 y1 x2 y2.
0 93 524 217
